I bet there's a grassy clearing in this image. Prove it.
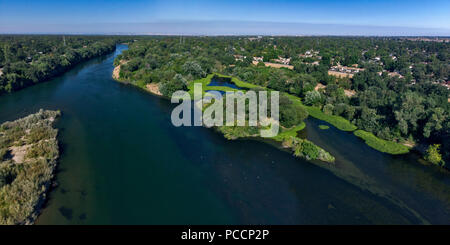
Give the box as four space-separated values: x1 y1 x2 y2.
319 125 330 130
271 122 306 142
354 130 410 155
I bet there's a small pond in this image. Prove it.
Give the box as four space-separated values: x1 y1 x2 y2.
207 76 241 89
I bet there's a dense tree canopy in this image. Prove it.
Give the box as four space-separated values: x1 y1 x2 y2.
116 36 449 165
0 35 129 94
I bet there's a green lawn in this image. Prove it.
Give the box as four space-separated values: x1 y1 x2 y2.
354 130 410 155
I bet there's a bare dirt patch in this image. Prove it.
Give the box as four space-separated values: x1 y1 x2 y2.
315 83 326 91
252 61 294 70
328 70 354 78
344 89 356 97
112 60 128 79
145 83 162 96
9 144 32 164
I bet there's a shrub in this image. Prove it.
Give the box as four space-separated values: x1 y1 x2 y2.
283 136 335 162
0 109 60 225
304 90 323 106
424 144 443 166
323 104 334 115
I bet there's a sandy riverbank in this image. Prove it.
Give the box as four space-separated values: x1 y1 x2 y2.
112 60 162 96
112 60 127 80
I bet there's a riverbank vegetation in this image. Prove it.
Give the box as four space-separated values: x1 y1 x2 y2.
284 93 358 131
210 93 333 162
281 136 335 162
0 109 61 225
113 36 448 167
0 35 132 94
354 130 410 155
424 144 444 166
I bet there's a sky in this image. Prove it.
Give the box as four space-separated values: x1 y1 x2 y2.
1 0 449 35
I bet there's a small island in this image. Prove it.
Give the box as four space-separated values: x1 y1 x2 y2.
0 109 61 225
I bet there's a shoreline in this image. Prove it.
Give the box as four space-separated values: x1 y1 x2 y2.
112 60 162 96
1 43 116 96
113 68 335 163
112 67 445 169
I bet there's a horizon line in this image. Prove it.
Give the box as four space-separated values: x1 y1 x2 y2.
1 33 450 38
2 21 450 36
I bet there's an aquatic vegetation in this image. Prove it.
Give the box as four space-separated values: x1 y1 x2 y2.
354 130 409 155
283 136 335 163
0 109 61 225
271 122 306 142
217 125 259 140
304 105 357 132
319 125 330 130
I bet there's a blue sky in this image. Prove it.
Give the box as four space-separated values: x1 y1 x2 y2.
1 0 449 35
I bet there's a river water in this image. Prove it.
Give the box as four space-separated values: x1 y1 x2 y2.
0 44 448 224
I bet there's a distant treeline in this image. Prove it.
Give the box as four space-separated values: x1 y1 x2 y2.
0 35 130 94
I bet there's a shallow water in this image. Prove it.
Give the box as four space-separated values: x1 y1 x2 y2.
207 76 241 89
0 44 448 224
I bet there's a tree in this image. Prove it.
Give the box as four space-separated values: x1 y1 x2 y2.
279 95 308 128
304 90 323 106
159 74 187 97
182 61 206 79
323 104 334 115
412 64 427 82
394 91 425 137
321 54 331 67
0 46 4 66
356 106 382 133
424 144 443 166
423 107 446 138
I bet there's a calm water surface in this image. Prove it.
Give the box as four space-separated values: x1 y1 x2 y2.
0 45 448 224
207 76 241 89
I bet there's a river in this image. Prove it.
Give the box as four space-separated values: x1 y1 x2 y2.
0 44 448 224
